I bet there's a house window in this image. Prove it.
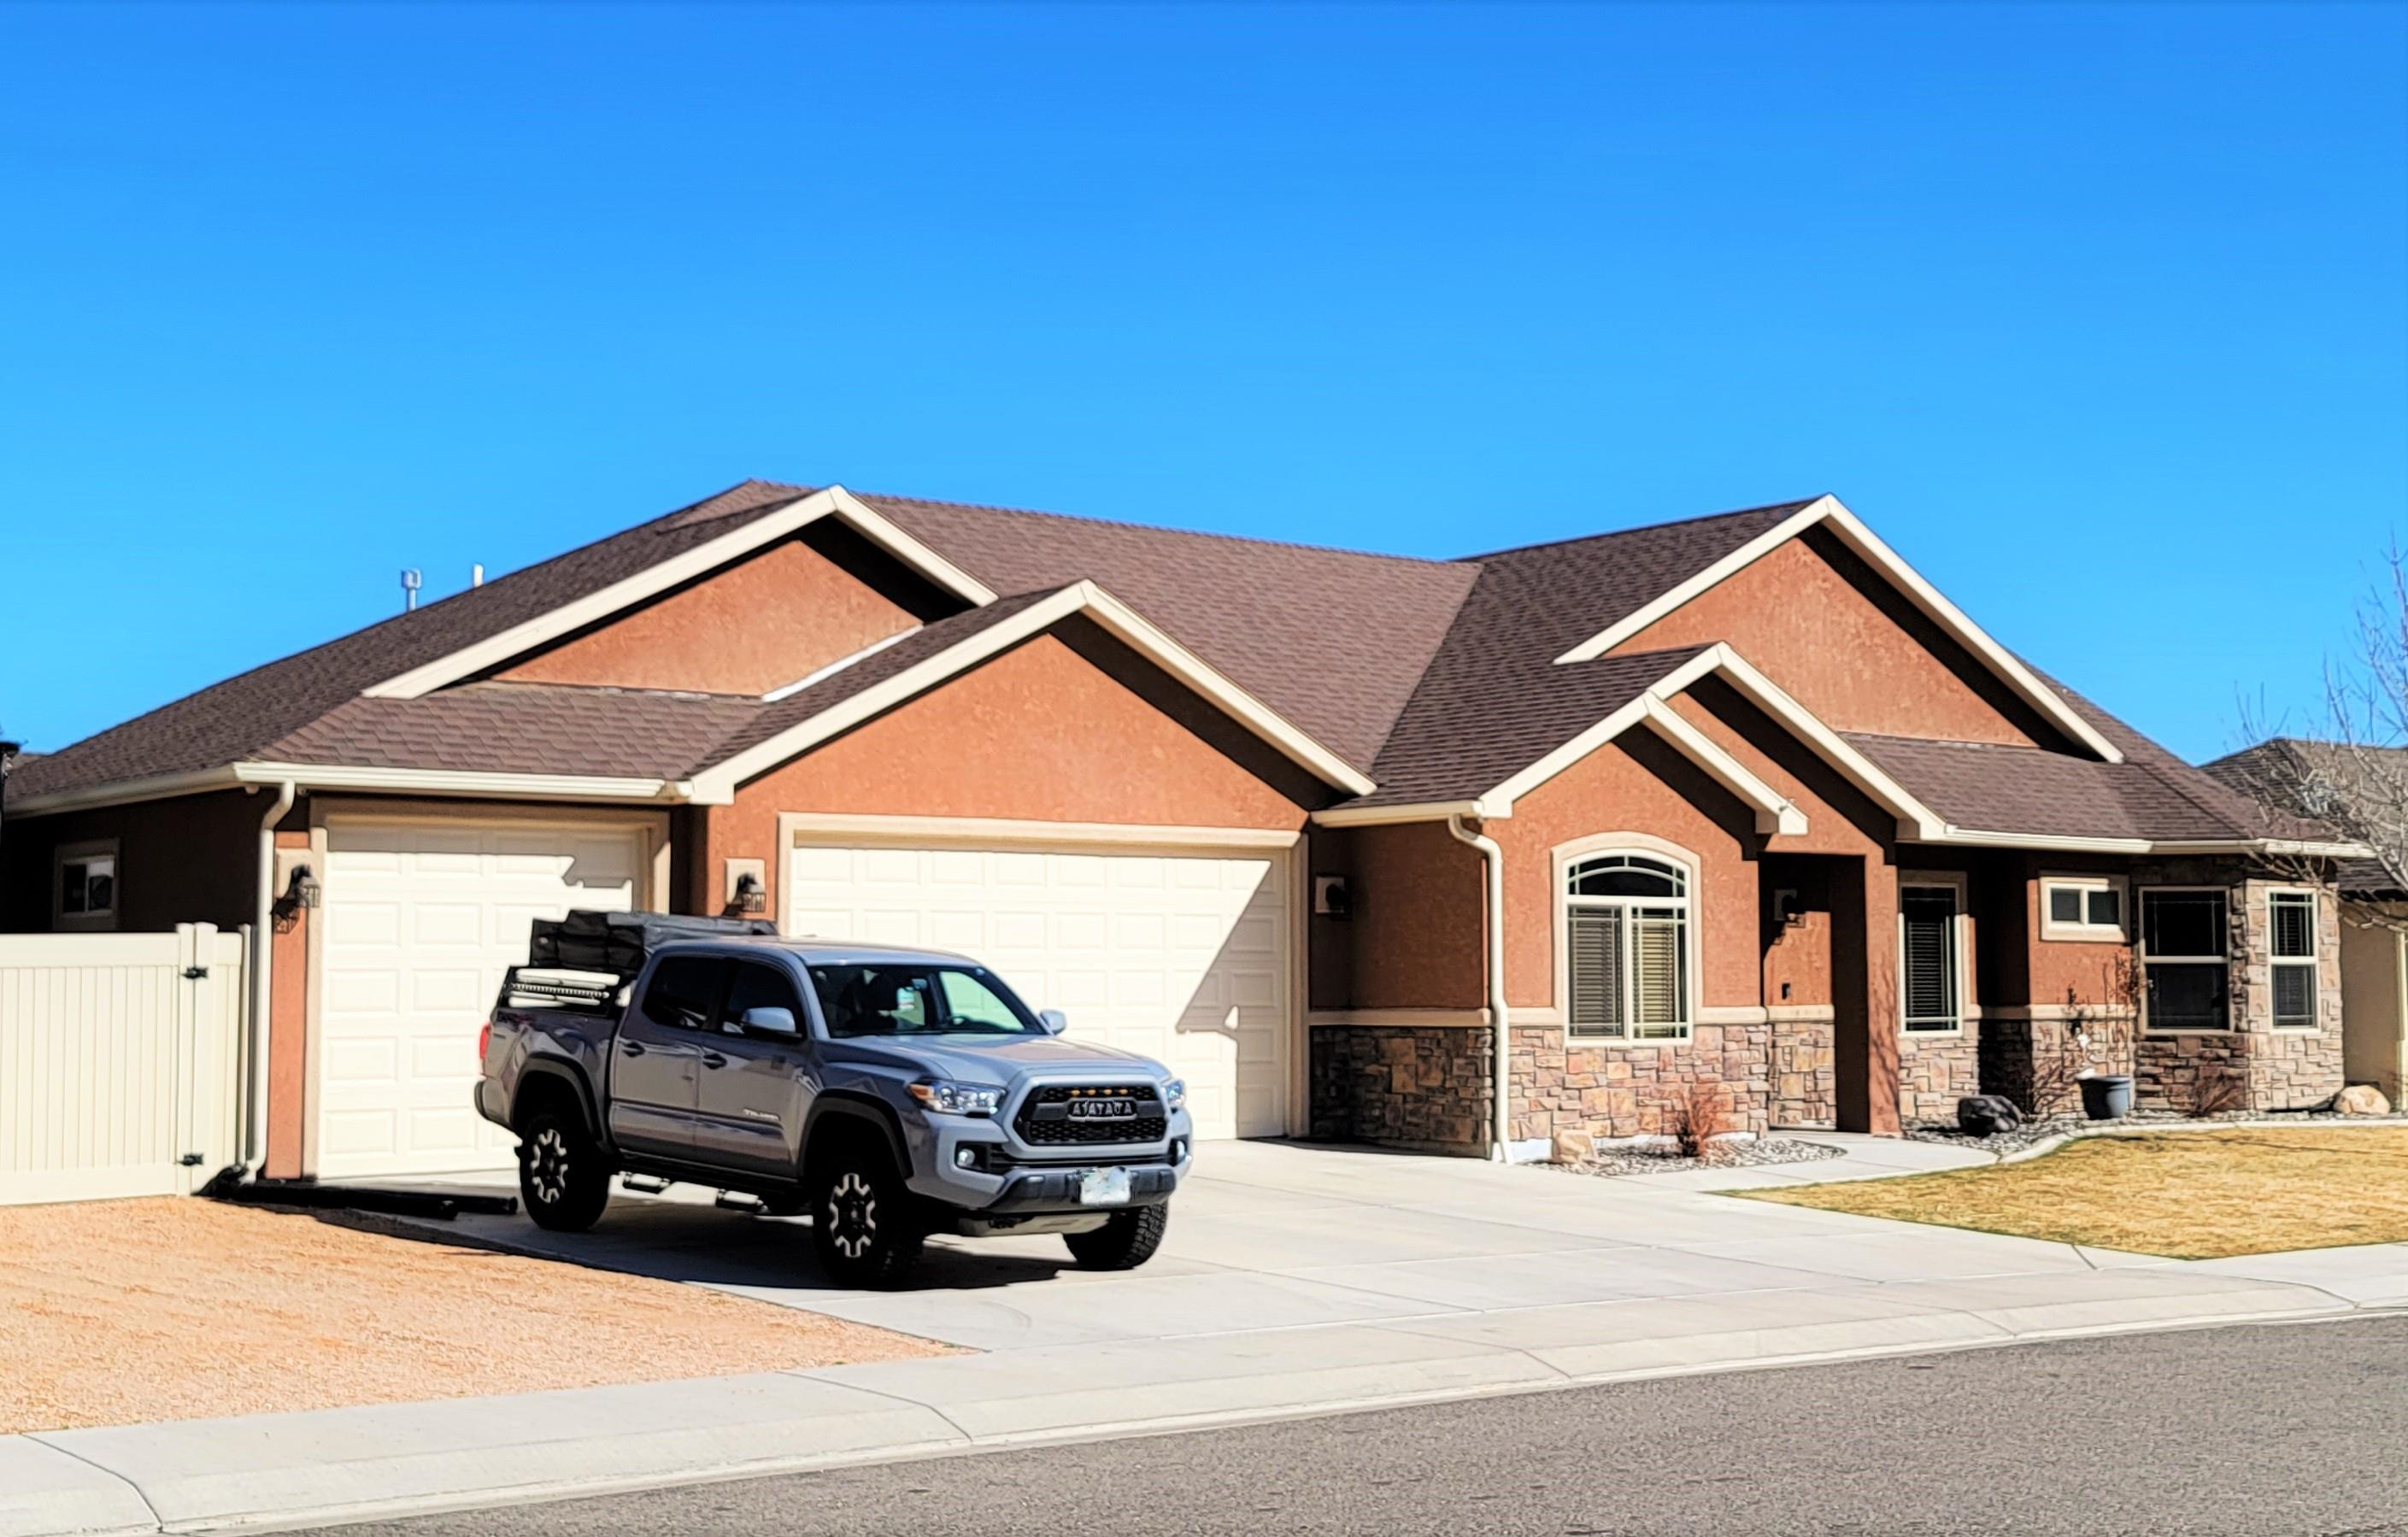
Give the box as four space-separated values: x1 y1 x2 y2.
54 843 119 930
2041 875 2126 942
2270 890 2318 1030
1565 853 1691 1041
1900 882 1963 1034
2141 889 2228 1031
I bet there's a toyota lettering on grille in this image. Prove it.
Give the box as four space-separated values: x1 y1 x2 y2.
1065 1098 1137 1121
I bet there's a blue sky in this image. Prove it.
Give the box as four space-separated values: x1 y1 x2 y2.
2 3 2401 763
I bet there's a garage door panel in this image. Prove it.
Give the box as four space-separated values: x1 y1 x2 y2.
318 820 643 1179
787 840 1291 1139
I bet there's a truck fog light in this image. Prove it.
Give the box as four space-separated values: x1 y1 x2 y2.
955 1146 980 1169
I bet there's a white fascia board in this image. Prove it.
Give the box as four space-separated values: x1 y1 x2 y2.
1816 506 2124 765
1553 498 1833 665
1072 584 1377 798
1481 648 1730 813
761 625 922 701
3 765 248 818
692 580 1377 801
1683 646 1950 837
1309 799 1492 828
1550 494 2124 766
1636 699 1808 836
234 763 685 803
361 485 999 701
1906 830 2374 859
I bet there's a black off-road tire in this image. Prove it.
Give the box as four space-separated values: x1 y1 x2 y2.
518 1105 611 1232
1064 1202 1170 1270
810 1143 924 1287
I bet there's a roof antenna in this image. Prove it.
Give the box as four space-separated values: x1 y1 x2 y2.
400 567 422 612
472 563 485 588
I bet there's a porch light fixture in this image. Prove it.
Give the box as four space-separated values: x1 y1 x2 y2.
732 871 767 914
274 862 321 919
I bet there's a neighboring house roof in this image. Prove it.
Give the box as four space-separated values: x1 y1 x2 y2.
7 478 2326 855
2203 737 2405 893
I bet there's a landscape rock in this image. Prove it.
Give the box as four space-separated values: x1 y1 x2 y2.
1957 1094 2023 1137
1552 1129 1596 1164
2332 1084 2393 1117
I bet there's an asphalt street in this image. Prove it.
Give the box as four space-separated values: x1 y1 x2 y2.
312 1315 2408 1536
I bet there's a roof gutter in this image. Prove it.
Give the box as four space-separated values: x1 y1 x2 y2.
244 779 297 1178
1445 813 1515 1163
7 764 696 819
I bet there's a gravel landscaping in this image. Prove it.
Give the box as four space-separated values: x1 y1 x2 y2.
0 1196 954 1434
1907 1107 2408 1160
1557 1136 1847 1178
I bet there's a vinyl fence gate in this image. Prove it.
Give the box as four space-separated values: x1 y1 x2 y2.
0 924 250 1205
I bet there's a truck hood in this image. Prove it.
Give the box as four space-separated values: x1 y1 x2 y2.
830 1033 1169 1086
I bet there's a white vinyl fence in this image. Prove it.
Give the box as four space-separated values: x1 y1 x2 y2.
0 924 249 1205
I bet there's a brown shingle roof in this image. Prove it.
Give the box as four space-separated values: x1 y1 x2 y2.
2 477 2304 853
860 495 1478 771
8 480 809 801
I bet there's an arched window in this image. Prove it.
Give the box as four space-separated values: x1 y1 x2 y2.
1564 853 1691 1041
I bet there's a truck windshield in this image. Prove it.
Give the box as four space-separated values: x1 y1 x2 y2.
808 963 1044 1038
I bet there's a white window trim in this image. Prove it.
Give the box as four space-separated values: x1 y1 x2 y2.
2040 872 2129 943
53 838 120 932
2139 885 2232 1034
1898 871 1970 1036
1551 832 1701 1047
2267 887 2321 1032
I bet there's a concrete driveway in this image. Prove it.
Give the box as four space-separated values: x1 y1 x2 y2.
402 1135 2340 1354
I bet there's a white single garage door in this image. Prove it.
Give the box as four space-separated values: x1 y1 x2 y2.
785 839 1293 1139
318 818 646 1179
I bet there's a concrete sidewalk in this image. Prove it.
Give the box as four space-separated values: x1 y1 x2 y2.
9 1137 2403 1537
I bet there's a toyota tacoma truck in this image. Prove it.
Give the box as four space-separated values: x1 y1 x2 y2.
475 926 1193 1286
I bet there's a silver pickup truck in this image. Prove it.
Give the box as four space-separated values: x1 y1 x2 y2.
476 934 1194 1285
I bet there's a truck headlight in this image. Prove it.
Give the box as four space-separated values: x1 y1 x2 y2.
907 1079 1003 1117
1161 1078 1187 1112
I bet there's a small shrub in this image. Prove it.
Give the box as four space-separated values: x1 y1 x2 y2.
1657 1079 1732 1160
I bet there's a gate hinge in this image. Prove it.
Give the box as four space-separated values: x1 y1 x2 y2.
178 1153 205 1166
181 965 209 979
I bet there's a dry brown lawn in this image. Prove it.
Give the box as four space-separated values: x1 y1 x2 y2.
0 1197 953 1434
1741 1127 2408 1259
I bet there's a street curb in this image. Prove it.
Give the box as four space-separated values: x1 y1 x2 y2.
9 1299 2400 1537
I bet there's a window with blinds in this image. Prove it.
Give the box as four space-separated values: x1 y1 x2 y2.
1565 854 1690 1041
1900 884 1960 1033
2270 890 2317 1030
2141 889 2229 1032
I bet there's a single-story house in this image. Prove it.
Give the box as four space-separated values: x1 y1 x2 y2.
3 480 2362 1179
2204 737 2407 1103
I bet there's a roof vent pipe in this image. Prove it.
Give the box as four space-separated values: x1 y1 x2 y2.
400 568 422 612
1446 813 1513 1162
471 564 484 588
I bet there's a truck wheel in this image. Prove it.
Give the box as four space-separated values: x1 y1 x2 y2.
810 1146 923 1287
1064 1203 1169 1270
518 1106 610 1232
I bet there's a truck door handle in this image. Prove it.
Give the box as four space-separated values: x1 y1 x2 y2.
700 1052 727 1068
620 1041 646 1058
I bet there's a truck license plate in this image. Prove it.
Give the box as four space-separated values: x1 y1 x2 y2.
1078 1167 1132 1206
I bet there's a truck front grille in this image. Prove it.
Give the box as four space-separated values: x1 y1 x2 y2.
1015 1084 1167 1146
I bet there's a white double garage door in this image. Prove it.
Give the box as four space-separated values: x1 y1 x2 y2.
316 817 1295 1180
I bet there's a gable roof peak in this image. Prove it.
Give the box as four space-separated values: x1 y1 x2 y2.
1453 495 1827 564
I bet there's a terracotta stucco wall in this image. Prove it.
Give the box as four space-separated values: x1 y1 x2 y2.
496 535 925 697
702 634 1308 919
1612 528 2048 748
265 828 312 1180
0 789 265 934
1307 822 1485 1012
1493 736 1760 1014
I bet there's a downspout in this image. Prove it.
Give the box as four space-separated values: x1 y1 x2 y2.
1447 813 1512 1162
246 779 297 1175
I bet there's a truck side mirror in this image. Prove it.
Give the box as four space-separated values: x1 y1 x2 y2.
1037 1008 1069 1035
739 1006 799 1037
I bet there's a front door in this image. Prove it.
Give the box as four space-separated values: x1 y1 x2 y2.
693 959 813 1177
607 954 720 1159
